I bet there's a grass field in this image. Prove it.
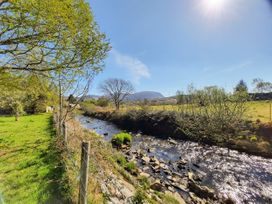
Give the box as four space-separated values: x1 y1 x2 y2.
0 114 62 204
114 101 271 123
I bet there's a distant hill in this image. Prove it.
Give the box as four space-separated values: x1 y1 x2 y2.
84 95 100 100
126 91 164 101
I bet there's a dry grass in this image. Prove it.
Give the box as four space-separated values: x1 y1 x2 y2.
103 101 272 123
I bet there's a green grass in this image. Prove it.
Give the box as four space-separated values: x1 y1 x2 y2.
0 114 63 204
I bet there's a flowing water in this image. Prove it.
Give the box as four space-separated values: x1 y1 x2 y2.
77 115 272 204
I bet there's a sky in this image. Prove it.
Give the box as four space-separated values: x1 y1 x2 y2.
88 0 272 97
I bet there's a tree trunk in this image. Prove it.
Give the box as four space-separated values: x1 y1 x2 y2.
15 112 19 121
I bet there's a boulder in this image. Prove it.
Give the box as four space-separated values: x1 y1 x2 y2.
150 181 164 191
141 156 150 165
188 181 216 200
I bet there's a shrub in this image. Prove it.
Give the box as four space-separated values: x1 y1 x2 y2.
124 161 136 172
250 135 258 142
96 97 109 107
111 132 132 147
132 189 146 204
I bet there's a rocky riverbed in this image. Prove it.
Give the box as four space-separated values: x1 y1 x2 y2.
77 115 272 204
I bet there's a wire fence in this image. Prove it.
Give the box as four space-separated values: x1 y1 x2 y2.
53 112 91 204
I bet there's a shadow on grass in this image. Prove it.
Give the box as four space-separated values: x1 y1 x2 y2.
37 116 72 204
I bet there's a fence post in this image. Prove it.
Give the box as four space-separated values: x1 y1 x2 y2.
78 141 90 204
62 121 68 144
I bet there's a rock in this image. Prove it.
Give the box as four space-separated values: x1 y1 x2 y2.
188 172 194 181
188 181 216 200
189 192 206 204
136 133 141 137
142 166 149 172
147 148 155 153
103 132 108 136
172 183 187 192
167 186 175 192
139 172 150 178
168 137 178 145
150 181 164 191
141 156 150 165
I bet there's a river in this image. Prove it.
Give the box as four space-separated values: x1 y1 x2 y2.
77 115 272 204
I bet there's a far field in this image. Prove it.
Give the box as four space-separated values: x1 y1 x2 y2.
112 101 271 123
0 114 62 204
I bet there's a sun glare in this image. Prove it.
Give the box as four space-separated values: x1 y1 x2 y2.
202 0 227 15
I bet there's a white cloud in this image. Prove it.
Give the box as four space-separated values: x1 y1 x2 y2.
112 49 150 83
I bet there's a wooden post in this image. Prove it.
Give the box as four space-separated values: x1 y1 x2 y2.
62 122 68 144
78 141 90 204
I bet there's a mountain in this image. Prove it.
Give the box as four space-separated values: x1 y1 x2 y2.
84 95 100 100
126 91 164 101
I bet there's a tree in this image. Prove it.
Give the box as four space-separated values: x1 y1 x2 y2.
252 78 272 93
99 79 134 110
0 0 109 74
234 80 248 93
67 94 77 104
0 0 110 129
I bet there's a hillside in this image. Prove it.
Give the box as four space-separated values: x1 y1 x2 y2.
126 91 164 101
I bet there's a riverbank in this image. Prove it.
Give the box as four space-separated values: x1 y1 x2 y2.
83 109 272 158
77 115 272 204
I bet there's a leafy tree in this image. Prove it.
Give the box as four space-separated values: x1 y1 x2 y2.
99 78 134 110
234 80 248 93
0 0 109 73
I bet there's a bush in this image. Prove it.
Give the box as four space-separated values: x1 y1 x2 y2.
250 135 258 142
96 97 109 107
132 189 146 204
111 132 132 147
124 161 136 172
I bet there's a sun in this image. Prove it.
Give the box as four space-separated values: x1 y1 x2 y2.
202 0 226 15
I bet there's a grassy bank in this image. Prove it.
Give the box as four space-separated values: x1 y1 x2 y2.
0 114 65 203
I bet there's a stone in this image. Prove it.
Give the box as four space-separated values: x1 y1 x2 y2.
189 192 206 204
142 166 149 172
141 156 150 165
188 181 216 200
139 172 150 178
188 172 194 181
172 183 187 192
150 181 164 191
168 137 177 145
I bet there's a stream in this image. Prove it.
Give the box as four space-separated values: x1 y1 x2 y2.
77 115 272 204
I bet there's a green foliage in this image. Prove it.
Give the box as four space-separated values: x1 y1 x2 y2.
162 194 180 204
138 176 150 190
115 154 127 167
234 80 248 93
250 135 258 142
96 97 110 107
111 132 132 147
124 161 136 172
132 189 146 204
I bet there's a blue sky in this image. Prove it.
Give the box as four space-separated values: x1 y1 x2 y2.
89 0 272 96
